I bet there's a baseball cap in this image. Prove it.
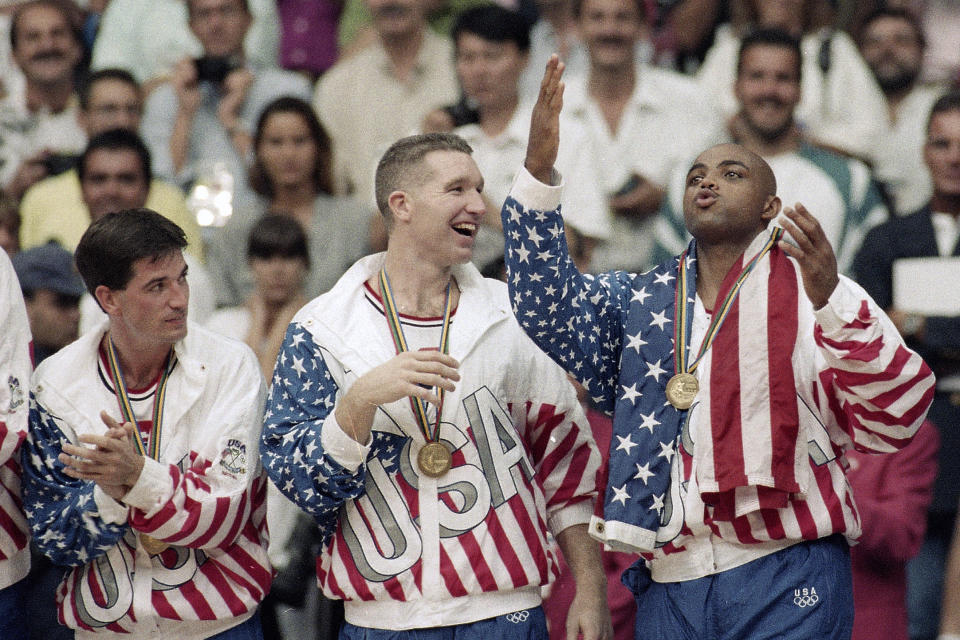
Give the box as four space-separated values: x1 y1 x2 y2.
12 242 87 298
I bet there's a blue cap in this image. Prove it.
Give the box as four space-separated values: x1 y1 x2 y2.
12 243 87 298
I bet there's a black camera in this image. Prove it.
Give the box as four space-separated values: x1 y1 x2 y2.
194 56 237 84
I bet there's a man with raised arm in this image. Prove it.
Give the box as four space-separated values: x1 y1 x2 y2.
261 132 611 640
21 209 271 638
502 57 935 639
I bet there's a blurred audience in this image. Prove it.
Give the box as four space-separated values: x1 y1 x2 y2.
697 0 887 161
562 0 723 273
276 0 344 79
853 91 960 640
11 241 83 364
19 69 201 256
314 0 458 204
140 0 310 188
859 7 946 216
207 96 370 308
0 192 19 255
518 0 590 99
847 421 939 640
91 0 280 91
0 0 86 201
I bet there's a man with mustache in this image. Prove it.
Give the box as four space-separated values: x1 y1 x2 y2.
501 56 934 639
0 0 85 201
314 0 457 211
21 209 272 638
559 0 724 274
659 28 888 274
860 7 946 217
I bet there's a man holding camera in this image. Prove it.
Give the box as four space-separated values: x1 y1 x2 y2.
141 0 310 188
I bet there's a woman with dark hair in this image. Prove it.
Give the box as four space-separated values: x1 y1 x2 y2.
208 96 370 308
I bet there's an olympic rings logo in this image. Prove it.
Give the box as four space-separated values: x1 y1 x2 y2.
505 611 531 624
793 590 820 608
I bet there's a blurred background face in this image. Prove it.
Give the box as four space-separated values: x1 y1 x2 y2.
257 111 318 192
925 110 960 199
735 44 801 141
455 33 527 111
82 79 143 136
12 3 81 86
189 0 251 58
578 0 642 70
25 290 81 351
81 149 150 221
249 255 307 306
861 16 923 94
365 0 424 39
754 0 806 35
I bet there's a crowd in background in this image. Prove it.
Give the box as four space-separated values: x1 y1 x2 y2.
2 0 960 639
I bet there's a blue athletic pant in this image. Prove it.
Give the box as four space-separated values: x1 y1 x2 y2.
0 579 26 638
339 606 547 640
623 535 854 640
209 610 265 640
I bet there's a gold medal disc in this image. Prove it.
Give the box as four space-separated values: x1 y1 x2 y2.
665 373 699 410
417 442 452 478
139 534 169 555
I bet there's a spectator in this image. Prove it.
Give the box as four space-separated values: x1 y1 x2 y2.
430 4 607 272
0 248 32 639
11 242 84 364
860 7 946 216
91 0 280 90
853 91 960 640
276 0 343 79
660 28 888 273
847 421 939 640
21 208 272 638
518 0 590 100
697 0 888 161
207 96 370 308
0 0 86 201
0 192 19 255
140 0 311 188
314 0 458 203
19 69 203 257
562 0 724 273
73 129 215 331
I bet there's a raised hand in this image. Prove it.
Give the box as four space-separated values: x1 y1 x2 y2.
525 54 565 184
778 203 839 310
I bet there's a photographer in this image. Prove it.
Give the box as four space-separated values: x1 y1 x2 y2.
141 0 311 188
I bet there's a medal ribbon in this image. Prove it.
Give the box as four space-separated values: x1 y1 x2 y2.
674 227 784 375
105 336 174 460
378 269 453 443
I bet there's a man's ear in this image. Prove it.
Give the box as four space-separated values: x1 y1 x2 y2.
94 285 120 316
387 190 413 224
761 195 781 223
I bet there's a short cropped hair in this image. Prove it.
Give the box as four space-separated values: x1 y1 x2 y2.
10 0 82 51
737 27 803 81
75 208 187 295
78 68 140 111
77 128 152 184
453 5 531 53
927 91 960 134
247 214 310 267
374 133 473 225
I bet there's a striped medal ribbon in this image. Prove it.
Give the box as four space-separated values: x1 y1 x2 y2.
105 335 175 555
378 269 454 478
668 228 784 410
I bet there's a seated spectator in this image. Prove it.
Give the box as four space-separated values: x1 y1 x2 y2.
19 69 202 257
847 421 939 640
11 242 84 365
0 0 86 201
697 0 887 160
428 5 608 272
91 0 280 91
859 7 946 216
0 193 19 255
140 0 311 189
314 0 458 202
207 96 370 308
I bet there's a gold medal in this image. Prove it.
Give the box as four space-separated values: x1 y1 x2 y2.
665 373 699 410
139 533 169 555
417 441 452 478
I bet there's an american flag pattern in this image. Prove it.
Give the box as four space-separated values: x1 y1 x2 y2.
500 170 935 561
21 324 271 636
0 252 31 588
260 255 600 626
